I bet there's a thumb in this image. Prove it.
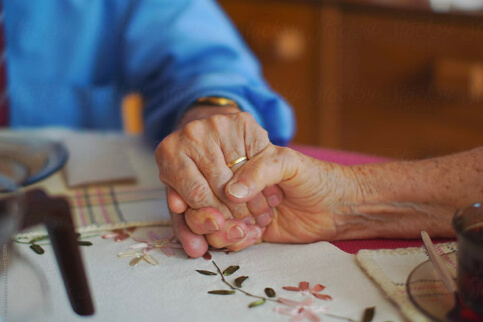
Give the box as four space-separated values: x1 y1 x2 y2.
225 145 300 203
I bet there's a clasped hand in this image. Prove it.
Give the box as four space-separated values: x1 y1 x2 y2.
156 110 356 257
155 111 284 257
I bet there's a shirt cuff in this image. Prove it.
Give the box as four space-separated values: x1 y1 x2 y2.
174 90 266 130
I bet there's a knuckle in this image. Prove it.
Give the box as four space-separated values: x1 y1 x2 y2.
156 134 182 161
276 146 295 159
155 136 172 160
244 160 266 182
207 113 226 126
237 111 255 123
155 138 179 178
181 119 205 142
185 181 210 205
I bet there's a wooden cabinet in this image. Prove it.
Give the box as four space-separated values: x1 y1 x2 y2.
219 0 483 158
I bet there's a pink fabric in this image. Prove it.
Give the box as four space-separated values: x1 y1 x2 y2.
289 145 390 165
288 145 455 254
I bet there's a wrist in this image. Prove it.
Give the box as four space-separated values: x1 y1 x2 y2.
333 162 455 239
178 97 241 128
331 164 389 240
178 105 240 128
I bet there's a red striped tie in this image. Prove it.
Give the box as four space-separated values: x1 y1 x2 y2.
0 5 8 127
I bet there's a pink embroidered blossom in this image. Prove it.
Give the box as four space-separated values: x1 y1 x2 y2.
276 297 327 322
117 232 183 266
130 231 183 257
283 282 333 300
102 227 136 242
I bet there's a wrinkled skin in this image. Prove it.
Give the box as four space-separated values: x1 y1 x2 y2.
223 144 358 243
157 108 477 254
224 143 480 243
155 108 283 257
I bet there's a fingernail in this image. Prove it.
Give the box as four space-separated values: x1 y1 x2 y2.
203 219 219 232
267 195 280 207
255 213 271 227
229 226 245 240
242 217 254 225
228 182 249 198
248 227 261 240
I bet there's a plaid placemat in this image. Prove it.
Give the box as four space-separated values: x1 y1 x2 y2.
17 172 170 238
13 129 171 238
65 184 168 230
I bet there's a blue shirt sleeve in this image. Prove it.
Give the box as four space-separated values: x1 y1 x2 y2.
123 0 295 146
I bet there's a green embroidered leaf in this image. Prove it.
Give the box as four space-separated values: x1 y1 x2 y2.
196 270 217 276
30 244 45 255
223 265 240 276
29 235 50 244
208 290 235 295
129 256 143 266
142 254 159 266
234 276 249 288
248 299 265 308
361 306 375 322
81 234 99 239
264 287 276 298
77 241 93 246
118 250 141 258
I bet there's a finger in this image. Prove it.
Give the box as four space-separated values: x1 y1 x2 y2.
262 185 284 208
157 113 272 221
225 156 248 172
187 142 248 220
241 185 283 226
227 225 264 252
205 219 248 249
170 212 209 258
225 145 300 203
183 113 270 220
157 121 241 220
185 207 226 234
226 225 265 252
163 152 232 218
167 186 188 214
188 114 252 219
245 192 274 227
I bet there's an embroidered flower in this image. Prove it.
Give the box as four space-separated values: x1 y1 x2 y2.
102 227 136 242
117 231 183 266
283 282 333 300
276 297 327 322
130 231 183 256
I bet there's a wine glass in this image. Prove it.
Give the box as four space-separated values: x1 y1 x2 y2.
0 155 94 320
0 170 50 322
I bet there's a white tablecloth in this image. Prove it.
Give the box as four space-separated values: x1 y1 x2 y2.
2 129 404 321
10 226 403 322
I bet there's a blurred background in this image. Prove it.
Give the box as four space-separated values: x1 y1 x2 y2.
218 0 483 159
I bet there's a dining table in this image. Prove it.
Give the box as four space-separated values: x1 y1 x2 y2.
1 128 455 322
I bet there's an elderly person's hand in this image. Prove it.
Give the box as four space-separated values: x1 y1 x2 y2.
224 144 349 243
155 106 282 257
224 143 478 243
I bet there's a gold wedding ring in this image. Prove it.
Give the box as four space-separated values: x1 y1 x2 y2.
226 156 248 168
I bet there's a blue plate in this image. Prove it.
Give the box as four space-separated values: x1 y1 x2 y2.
0 135 69 187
